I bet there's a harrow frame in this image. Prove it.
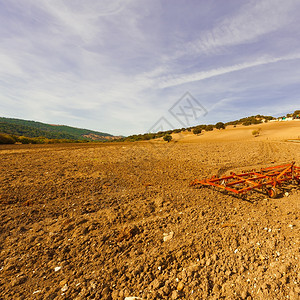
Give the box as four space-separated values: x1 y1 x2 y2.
190 162 300 198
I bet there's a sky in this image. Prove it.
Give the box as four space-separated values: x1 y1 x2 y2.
0 0 300 136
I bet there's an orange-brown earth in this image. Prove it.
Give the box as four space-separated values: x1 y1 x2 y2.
0 122 299 300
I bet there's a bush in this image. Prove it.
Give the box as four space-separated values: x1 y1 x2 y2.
252 128 261 137
173 129 182 133
0 133 15 144
215 122 225 129
242 121 252 126
193 127 202 135
163 134 172 142
17 136 36 144
205 125 214 131
293 110 300 119
243 119 262 126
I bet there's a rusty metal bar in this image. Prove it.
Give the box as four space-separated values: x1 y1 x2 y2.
191 162 300 198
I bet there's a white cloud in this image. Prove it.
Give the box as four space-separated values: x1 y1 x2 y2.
158 53 300 88
175 0 299 57
37 0 131 42
1 0 300 135
0 52 24 76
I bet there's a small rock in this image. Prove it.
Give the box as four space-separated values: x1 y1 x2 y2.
60 279 67 286
54 266 61 272
161 284 171 295
11 275 27 287
111 290 119 299
171 290 179 299
61 284 68 292
259 254 265 261
102 287 112 299
151 278 162 290
240 288 248 299
117 225 140 242
163 231 174 242
181 269 187 281
64 223 74 231
285 192 289 197
82 226 89 235
212 284 221 294
5 262 16 271
19 226 27 232
211 253 217 261
206 258 211 266
177 281 184 291
102 286 111 295
278 263 289 274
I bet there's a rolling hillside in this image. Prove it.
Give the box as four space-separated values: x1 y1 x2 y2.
0 117 116 141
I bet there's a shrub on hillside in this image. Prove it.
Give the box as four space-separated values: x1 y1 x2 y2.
0 133 15 144
173 129 182 133
163 134 172 142
293 110 300 118
215 122 225 129
252 128 262 137
205 125 214 131
193 127 202 135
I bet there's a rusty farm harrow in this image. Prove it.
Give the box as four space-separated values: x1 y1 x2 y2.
190 162 300 198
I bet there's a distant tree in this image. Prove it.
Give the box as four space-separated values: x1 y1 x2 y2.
242 120 252 126
226 115 272 126
173 129 182 133
215 122 225 130
293 110 300 119
163 134 172 142
0 133 15 144
143 133 154 140
205 125 214 131
193 127 202 135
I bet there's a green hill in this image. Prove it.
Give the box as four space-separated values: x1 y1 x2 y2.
0 117 115 141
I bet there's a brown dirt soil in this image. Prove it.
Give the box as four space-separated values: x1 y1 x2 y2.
0 125 300 299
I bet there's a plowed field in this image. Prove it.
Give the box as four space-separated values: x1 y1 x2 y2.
0 129 299 299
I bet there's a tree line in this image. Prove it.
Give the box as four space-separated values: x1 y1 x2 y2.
117 111 298 142
0 117 111 141
0 133 88 145
0 111 298 144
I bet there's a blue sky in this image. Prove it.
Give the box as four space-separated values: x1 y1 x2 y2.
0 0 300 135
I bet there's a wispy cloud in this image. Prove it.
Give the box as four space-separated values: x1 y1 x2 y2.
175 0 299 57
158 53 300 89
0 0 300 135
